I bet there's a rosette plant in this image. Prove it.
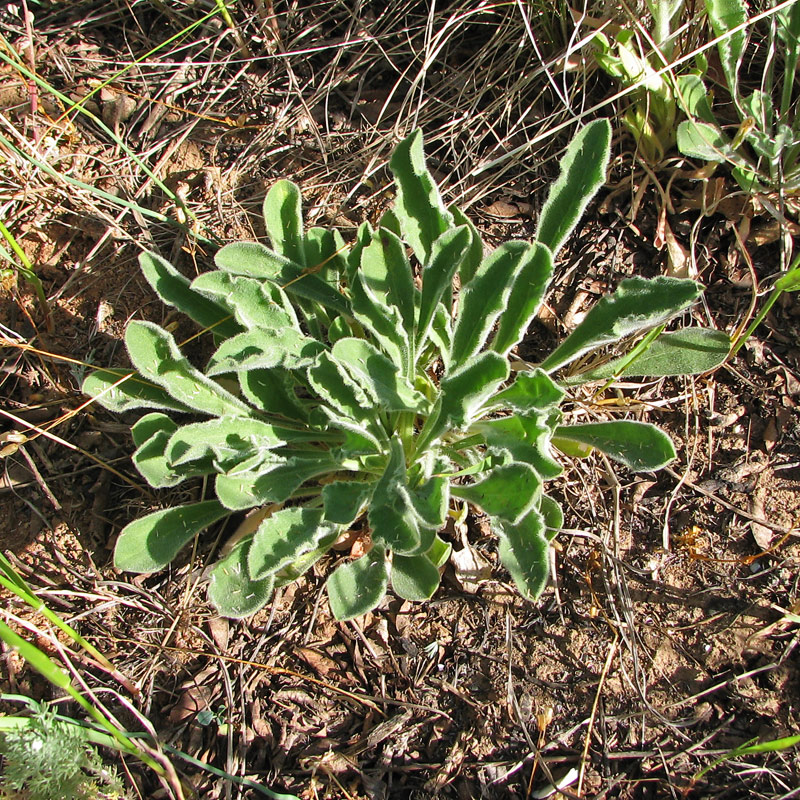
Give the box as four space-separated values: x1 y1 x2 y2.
84 120 729 619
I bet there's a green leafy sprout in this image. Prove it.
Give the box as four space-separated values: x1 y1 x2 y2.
83 119 730 621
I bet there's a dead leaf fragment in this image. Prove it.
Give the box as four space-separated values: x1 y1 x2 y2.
450 542 492 594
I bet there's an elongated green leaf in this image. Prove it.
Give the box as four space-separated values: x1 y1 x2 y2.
307 350 374 420
139 251 241 339
535 119 611 257
327 546 390 620
248 507 338 580
490 369 565 413
263 179 305 266
540 277 702 373
215 242 350 317
677 119 733 161
332 338 427 412
419 351 509 448
566 328 731 384
452 463 541 525
490 243 554 356
208 539 274 619
303 227 348 281
388 130 453 264
215 454 337 510
449 205 485 287
451 241 532 364
409 475 449 530
359 227 415 331
538 494 564 541
349 270 410 370
0 619 72 691
131 413 182 488
114 500 228 573
191 271 300 331
323 480 373 525
391 553 441 601
314 405 385 457
418 226 470 348
475 413 563 479
704 0 747 102
554 420 676 471
497 510 549 600
83 369 190 413
125 321 250 416
676 74 716 122
369 440 423 554
166 417 291 471
205 327 319 376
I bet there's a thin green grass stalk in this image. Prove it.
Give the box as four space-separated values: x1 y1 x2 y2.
0 219 52 331
693 734 800 782
0 130 185 232
730 251 800 357
0 2 241 244
0 552 136 694
213 0 253 58
0 619 166 779
1 694 300 800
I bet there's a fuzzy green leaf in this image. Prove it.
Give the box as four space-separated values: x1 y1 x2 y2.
417 225 471 348
535 119 611 257
327 546 390 620
452 462 541 525
191 271 300 331
490 243 554 356
369 440 424 555
391 553 441 601
388 129 453 264
540 277 702 373
566 328 731 383
497 510 550 600
554 420 676 471
475 414 563 479
490 369 565 413
166 417 291 471
451 241 534 364
359 227 416 331
332 338 428 413
307 350 374 420
420 351 509 448
349 270 410 370
125 321 250 416
131 413 182 488
205 327 319 376
677 119 733 162
248 507 338 580
239 368 310 421
82 369 190 413
139 251 241 339
322 480 373 525
215 241 351 317
114 500 228 573
538 494 564 541
215 454 337 510
263 179 305 266
208 539 274 619
449 205 485 287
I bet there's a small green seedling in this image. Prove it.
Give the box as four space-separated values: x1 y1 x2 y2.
677 0 800 196
84 120 728 620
